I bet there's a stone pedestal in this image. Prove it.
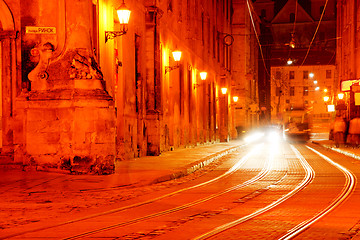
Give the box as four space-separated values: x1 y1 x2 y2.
16 89 116 174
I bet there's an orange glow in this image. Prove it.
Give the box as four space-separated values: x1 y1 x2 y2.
327 105 335 112
172 51 182 62
200 72 207 80
338 93 344 99
117 2 131 24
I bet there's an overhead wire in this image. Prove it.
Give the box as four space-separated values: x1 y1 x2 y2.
300 0 329 66
287 0 298 60
246 0 270 77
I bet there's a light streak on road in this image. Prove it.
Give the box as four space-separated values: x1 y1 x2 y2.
278 146 356 240
194 144 315 240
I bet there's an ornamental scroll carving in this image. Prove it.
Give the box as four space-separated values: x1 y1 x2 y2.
28 42 54 91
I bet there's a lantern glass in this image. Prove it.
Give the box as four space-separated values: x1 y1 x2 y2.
327 105 335 112
200 72 207 80
117 3 131 24
233 96 239 102
221 87 227 95
338 93 344 99
323 96 329 102
172 51 182 62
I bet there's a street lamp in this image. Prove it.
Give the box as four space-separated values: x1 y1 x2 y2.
221 87 228 95
338 92 344 100
165 50 182 73
200 72 207 80
105 0 131 42
287 58 293 65
233 96 239 102
323 96 330 102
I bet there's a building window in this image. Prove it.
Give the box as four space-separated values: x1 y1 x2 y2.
303 86 308 96
261 9 266 19
290 13 295 22
201 12 205 46
276 87 281 96
289 71 294 80
290 87 295 96
276 71 281 79
91 2 99 61
167 0 173 12
303 71 308 79
326 70 332 78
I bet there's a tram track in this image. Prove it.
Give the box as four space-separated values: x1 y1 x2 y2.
0 144 266 239
195 143 357 240
3 139 355 240
194 144 315 239
278 145 356 239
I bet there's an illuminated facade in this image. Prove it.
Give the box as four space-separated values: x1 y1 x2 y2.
253 0 337 125
0 0 259 173
271 65 336 132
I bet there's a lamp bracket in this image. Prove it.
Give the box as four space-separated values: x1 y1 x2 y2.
105 30 127 43
165 65 179 74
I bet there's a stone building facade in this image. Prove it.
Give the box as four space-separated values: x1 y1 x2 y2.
0 0 259 173
336 0 360 91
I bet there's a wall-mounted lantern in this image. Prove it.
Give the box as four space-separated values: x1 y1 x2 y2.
338 92 344 100
200 72 207 80
309 72 314 78
221 87 228 95
105 0 131 43
165 50 182 73
323 96 330 102
194 71 207 89
287 58 293 65
233 96 239 102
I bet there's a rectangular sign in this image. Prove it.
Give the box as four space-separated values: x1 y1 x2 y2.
341 79 360 91
25 26 56 34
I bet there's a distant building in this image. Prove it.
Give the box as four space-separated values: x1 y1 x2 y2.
253 0 337 126
0 0 259 173
271 65 336 132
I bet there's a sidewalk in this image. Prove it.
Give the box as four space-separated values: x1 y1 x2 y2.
0 140 247 232
0 140 245 192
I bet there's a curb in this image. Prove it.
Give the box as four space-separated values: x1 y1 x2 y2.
152 143 247 184
312 140 360 161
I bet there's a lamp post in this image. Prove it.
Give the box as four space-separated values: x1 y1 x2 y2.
105 0 131 42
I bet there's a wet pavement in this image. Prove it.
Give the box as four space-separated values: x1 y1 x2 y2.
2 133 360 235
